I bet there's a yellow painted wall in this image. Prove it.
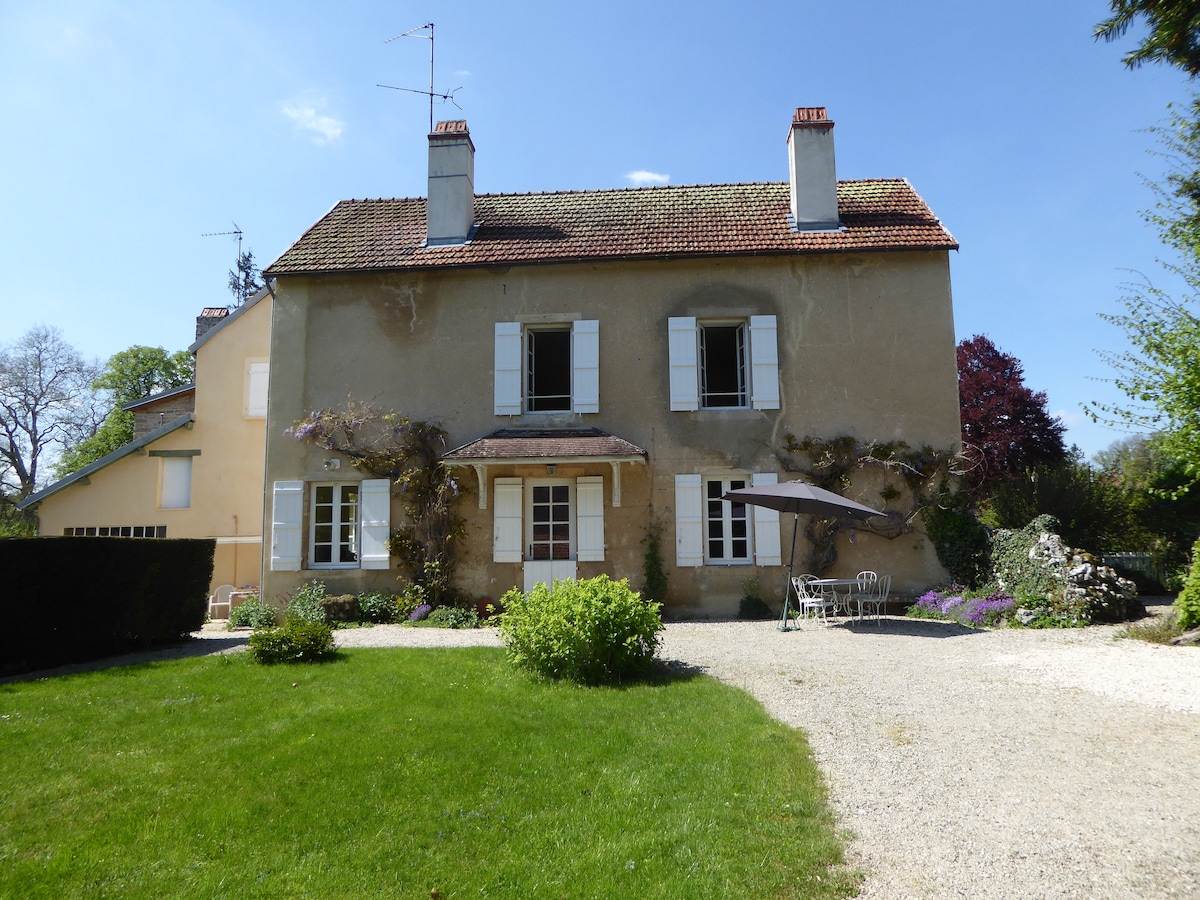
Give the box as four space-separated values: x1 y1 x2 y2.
32 295 271 594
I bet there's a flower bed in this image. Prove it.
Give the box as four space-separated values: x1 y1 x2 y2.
908 589 1015 627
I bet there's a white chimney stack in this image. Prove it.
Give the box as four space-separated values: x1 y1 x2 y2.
426 119 475 246
787 107 841 231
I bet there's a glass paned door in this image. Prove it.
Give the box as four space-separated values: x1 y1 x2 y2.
530 482 572 560
706 477 749 562
313 483 359 566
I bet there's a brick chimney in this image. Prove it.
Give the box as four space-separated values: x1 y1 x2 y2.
427 119 476 246
195 307 229 341
787 107 842 231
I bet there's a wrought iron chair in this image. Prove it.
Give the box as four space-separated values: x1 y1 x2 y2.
858 574 891 625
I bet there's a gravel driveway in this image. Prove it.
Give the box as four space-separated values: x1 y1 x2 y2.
332 605 1200 899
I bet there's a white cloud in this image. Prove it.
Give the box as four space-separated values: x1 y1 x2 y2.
625 170 669 187
1054 408 1086 428
280 98 344 144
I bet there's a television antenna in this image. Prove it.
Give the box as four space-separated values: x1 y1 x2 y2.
201 222 243 262
377 22 462 132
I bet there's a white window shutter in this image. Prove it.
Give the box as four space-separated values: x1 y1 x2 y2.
494 322 523 416
360 478 391 570
749 315 780 410
572 319 600 414
271 480 303 571
493 477 523 563
668 317 699 411
160 457 192 509
247 362 269 418
751 472 783 566
576 475 605 561
674 473 703 567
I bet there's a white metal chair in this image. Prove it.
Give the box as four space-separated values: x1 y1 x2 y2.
845 571 877 620
794 574 836 626
858 574 891 625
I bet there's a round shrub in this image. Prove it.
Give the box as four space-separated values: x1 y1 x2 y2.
496 575 663 684
427 605 479 629
227 595 277 630
246 619 336 664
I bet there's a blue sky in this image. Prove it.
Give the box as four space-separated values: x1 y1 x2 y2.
0 1 1192 459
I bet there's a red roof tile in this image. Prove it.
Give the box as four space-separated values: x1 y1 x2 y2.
266 179 956 277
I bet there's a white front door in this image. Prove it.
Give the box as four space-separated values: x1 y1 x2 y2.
523 478 577 591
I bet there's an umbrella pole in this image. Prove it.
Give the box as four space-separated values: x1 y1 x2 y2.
779 512 800 632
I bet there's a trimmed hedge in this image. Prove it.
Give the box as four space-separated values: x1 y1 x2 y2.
0 537 214 676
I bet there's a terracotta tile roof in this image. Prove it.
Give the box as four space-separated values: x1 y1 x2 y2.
266 179 957 276
443 428 647 462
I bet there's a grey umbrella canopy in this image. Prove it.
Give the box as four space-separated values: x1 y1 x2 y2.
723 480 887 630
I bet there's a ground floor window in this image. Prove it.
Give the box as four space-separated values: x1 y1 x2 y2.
706 476 750 562
311 482 359 567
63 525 166 538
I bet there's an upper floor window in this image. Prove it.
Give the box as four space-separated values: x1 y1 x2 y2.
669 315 779 411
495 320 599 416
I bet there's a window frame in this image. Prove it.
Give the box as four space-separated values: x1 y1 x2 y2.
699 320 748 409
309 482 361 569
525 325 573 413
703 475 753 564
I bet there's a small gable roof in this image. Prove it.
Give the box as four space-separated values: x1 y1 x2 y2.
266 180 956 277
17 413 194 510
443 428 647 464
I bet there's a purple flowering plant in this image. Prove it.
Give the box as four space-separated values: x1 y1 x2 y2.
409 603 433 622
909 588 1014 627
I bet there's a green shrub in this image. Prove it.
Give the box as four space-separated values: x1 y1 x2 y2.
287 580 328 624
426 605 479 629
923 504 990 589
1174 538 1200 631
357 590 398 623
989 514 1063 602
737 578 773 620
319 593 360 623
246 619 336 664
496 575 663 684
227 596 277 630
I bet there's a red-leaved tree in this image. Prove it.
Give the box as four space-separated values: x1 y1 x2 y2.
957 335 1066 499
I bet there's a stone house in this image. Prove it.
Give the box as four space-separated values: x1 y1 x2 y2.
261 107 961 616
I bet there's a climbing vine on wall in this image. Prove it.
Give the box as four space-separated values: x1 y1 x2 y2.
287 398 467 605
777 434 963 575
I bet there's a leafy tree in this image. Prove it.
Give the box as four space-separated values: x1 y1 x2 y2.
957 334 1067 499
228 249 264 307
0 326 100 509
1095 1 1200 77
55 346 193 477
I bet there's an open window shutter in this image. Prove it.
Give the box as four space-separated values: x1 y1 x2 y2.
576 475 605 561
360 478 391 570
493 477 523 563
572 319 600 414
247 362 269 418
749 315 780 410
494 322 522 415
271 480 303 571
751 472 783 566
674 473 703 567
668 317 699 411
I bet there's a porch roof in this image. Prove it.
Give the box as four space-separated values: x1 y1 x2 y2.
443 427 647 465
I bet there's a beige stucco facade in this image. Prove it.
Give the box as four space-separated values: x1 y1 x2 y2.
263 249 960 615
26 293 271 594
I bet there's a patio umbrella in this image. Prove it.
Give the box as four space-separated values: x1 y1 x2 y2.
722 480 887 630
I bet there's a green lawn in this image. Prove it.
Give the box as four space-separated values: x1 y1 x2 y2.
0 646 859 899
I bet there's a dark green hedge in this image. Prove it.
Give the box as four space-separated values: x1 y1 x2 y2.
0 537 214 676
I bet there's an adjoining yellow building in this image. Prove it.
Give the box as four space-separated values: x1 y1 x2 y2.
259 108 964 617
20 289 272 601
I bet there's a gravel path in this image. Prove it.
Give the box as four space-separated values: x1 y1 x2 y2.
330 607 1200 899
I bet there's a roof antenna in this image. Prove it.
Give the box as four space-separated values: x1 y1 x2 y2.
202 222 243 262
377 22 462 133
